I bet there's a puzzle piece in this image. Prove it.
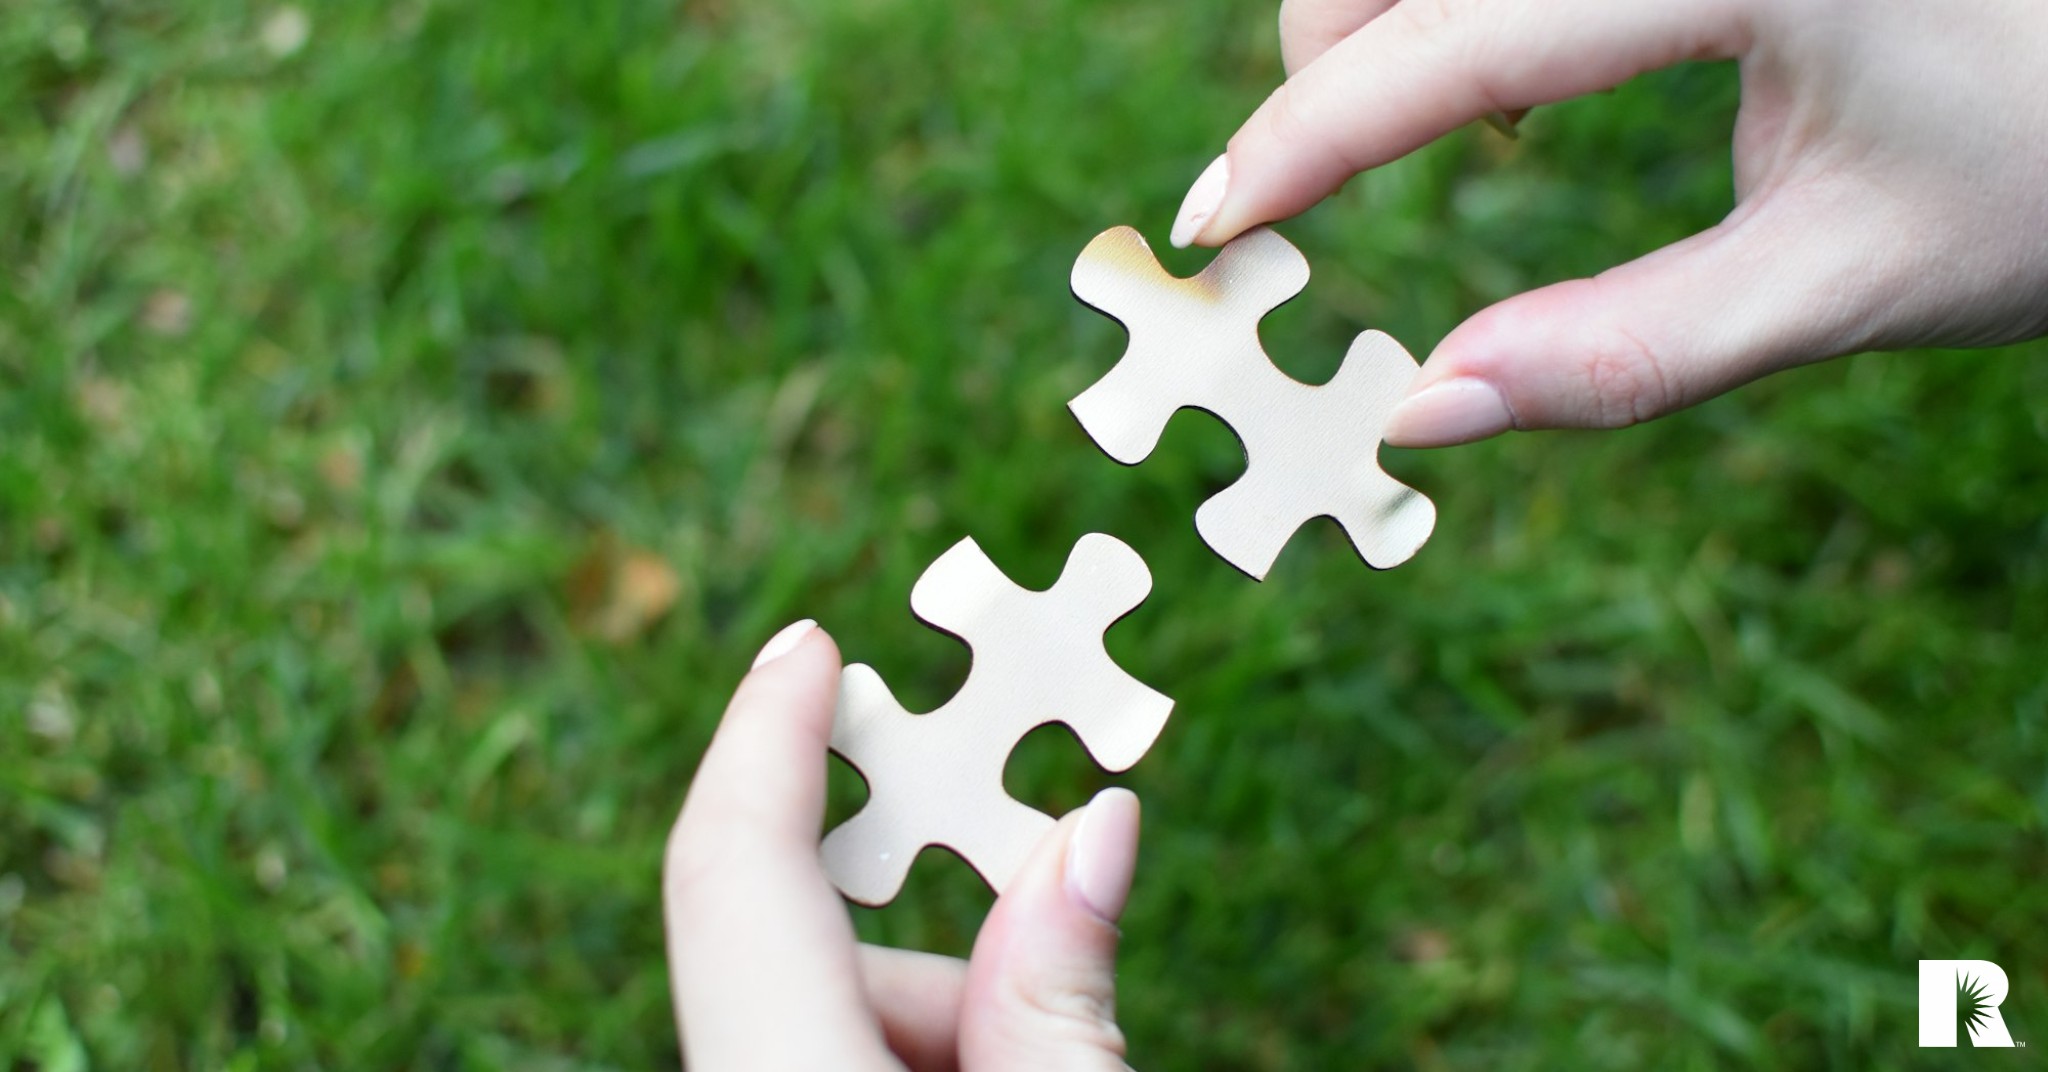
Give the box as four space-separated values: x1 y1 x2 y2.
1070 225 1436 579
822 533 1173 906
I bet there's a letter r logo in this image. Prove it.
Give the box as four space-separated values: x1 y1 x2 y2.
1920 960 2016 1047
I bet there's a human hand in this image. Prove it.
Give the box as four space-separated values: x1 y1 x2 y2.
663 620 1140 1071
1170 0 2048 446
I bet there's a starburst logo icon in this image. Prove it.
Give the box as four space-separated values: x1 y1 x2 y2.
1921 960 2021 1048
1958 973 1998 1039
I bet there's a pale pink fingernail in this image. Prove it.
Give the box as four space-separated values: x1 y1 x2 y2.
1171 155 1230 249
750 619 816 670
1065 788 1140 921
1385 378 1514 448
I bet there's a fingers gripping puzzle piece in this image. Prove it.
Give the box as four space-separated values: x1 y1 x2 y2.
1069 225 1436 579
821 533 1174 907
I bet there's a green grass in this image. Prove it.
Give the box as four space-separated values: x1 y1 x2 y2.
4 0 2046 1068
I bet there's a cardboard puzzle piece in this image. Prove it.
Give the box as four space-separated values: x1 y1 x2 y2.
822 533 1173 906
1070 225 1436 579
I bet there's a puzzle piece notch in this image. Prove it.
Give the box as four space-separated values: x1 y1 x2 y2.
1069 225 1309 465
1194 330 1438 578
821 533 1173 907
1069 225 1436 579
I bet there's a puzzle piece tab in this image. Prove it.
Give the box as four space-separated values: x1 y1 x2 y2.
821 533 1173 907
1070 225 1436 579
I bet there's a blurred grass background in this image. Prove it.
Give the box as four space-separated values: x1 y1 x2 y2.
4 0 2046 1068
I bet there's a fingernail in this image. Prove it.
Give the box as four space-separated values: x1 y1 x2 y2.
1065 788 1140 921
1170 154 1230 249
750 619 816 669
1384 378 1514 448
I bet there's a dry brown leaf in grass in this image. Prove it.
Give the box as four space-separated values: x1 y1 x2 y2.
73 375 129 429
570 536 685 644
142 289 192 336
33 517 70 556
602 551 683 642
318 444 364 494
106 125 147 176
1396 927 1453 964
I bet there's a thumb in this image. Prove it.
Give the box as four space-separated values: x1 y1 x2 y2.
958 789 1140 1072
1384 192 1885 445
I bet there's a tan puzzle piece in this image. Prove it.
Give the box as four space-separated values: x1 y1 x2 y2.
821 533 1173 906
1070 225 1436 579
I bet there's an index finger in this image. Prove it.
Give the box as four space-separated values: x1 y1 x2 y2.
1184 0 1753 246
663 623 893 1069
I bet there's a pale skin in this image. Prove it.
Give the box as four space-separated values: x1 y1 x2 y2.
664 620 1139 1071
1172 0 2048 447
667 3 2048 1065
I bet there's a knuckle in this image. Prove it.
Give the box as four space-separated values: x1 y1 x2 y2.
1399 0 1478 40
1581 325 1674 428
1255 83 1364 183
662 813 734 907
1260 82 1318 150
1390 0 1509 109
995 972 1128 1058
